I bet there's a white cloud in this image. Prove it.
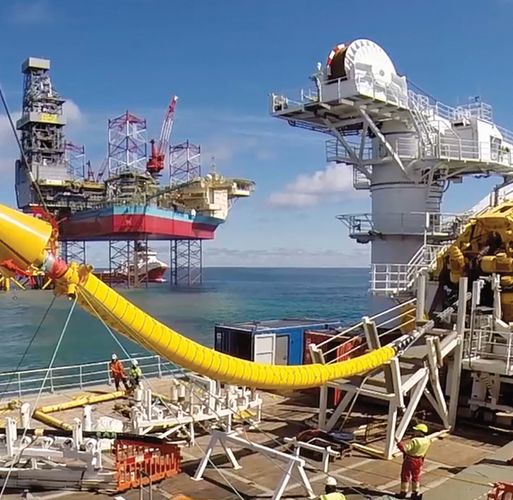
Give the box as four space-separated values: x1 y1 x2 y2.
63 100 82 124
0 112 19 176
269 163 363 208
268 192 319 208
9 0 53 25
203 245 370 267
0 112 19 144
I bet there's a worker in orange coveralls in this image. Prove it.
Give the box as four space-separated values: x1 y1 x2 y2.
396 423 431 499
109 353 128 391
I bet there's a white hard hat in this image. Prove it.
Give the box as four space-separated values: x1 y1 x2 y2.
111 354 117 361
132 359 138 366
326 477 337 487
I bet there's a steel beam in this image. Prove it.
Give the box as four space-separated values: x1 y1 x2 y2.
448 277 468 428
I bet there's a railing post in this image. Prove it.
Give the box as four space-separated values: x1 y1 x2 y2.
507 334 512 373
157 355 162 378
17 372 22 398
79 365 83 390
448 277 468 429
49 369 54 393
416 271 426 322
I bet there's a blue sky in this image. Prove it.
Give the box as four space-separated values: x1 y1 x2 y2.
0 0 511 267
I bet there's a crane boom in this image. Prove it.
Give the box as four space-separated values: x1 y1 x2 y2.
147 95 179 176
159 95 178 152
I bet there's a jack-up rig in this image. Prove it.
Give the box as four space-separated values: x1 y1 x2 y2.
13 57 254 287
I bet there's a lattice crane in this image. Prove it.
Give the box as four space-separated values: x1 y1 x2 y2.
147 95 179 176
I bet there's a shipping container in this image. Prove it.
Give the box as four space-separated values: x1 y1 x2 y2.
214 319 343 366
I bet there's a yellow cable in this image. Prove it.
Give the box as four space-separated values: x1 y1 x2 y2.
53 265 395 390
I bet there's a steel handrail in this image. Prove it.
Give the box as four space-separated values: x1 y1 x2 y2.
316 298 416 350
0 354 179 399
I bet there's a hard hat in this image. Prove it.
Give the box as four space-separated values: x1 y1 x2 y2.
111 354 117 361
325 477 337 487
413 423 428 434
132 359 138 366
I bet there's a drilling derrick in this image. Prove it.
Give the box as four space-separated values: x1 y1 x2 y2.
15 57 68 212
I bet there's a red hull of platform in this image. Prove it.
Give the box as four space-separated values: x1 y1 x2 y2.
60 213 218 241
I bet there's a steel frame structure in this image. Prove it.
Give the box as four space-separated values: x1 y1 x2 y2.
170 239 202 286
108 239 149 288
64 141 86 180
315 275 466 460
193 430 315 500
169 140 201 185
61 240 86 264
169 141 203 285
108 112 147 176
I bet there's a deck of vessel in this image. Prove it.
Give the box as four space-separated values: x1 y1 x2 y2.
1 375 511 499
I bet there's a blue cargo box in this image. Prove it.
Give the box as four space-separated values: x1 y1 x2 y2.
214 318 343 366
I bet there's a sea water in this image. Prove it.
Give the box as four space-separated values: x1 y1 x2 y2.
0 267 368 371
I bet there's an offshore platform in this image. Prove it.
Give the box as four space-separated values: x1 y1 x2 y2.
3 40 513 499
13 57 254 286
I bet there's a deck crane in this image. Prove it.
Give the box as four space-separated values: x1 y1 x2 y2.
147 95 179 177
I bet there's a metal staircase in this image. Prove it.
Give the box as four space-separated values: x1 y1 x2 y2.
370 243 447 296
425 173 445 214
408 91 436 157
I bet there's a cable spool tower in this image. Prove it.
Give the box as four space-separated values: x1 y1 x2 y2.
270 39 513 315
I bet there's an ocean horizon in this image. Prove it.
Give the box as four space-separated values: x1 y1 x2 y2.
0 267 369 372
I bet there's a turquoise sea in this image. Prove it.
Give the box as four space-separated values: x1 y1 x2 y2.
0 267 368 372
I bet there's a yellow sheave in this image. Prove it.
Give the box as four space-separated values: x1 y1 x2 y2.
68 268 396 390
404 437 431 457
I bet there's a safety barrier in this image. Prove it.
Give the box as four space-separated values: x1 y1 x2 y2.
488 482 513 500
113 438 181 492
0 354 179 398
464 329 513 375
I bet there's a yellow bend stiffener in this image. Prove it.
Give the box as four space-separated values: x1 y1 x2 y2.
0 203 395 390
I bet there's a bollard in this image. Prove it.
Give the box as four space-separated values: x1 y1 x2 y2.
20 402 31 429
73 417 83 446
83 405 92 432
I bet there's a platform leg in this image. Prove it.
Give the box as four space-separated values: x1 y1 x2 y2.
384 403 398 459
448 277 467 429
272 459 295 500
297 463 315 499
220 440 241 470
324 391 354 431
396 372 429 443
318 385 328 429
192 434 218 481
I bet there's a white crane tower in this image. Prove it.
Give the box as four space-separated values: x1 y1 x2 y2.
270 39 513 314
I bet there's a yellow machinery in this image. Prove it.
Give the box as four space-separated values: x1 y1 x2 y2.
434 201 513 321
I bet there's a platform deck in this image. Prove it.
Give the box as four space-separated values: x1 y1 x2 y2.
1 377 511 499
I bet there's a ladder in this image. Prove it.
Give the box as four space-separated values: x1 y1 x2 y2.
408 91 436 157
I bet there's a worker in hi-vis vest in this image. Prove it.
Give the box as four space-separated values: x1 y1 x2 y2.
396 423 431 499
319 477 346 500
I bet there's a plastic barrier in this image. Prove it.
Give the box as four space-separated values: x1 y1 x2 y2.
113 439 181 492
